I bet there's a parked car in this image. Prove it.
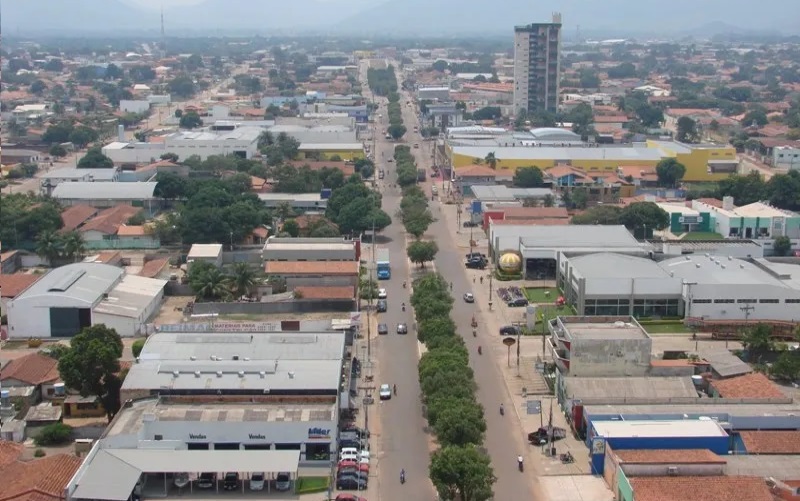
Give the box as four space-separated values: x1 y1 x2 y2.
499 325 520 336
223 472 239 490
249 473 265 491
465 259 486 270
197 473 216 489
377 323 389 335
378 288 388 299
337 476 368 490
463 292 475 303
338 470 369 483
275 472 292 491
462 221 479 228
379 383 392 400
396 323 408 334
376 299 387 312
339 439 363 449
337 460 370 473
466 252 487 260
341 426 370 439
507 298 529 307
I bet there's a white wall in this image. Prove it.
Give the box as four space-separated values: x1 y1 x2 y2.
7 301 63 338
584 277 683 296
120 100 151 114
162 139 258 160
81 230 108 244
773 147 800 170
687 283 800 322
102 143 167 164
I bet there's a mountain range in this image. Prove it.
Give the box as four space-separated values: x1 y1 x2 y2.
2 0 799 36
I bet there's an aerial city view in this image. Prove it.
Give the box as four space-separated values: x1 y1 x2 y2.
2 0 800 500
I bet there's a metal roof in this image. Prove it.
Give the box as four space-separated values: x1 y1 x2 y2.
699 349 753 378
658 255 800 288
583 402 800 419
564 376 698 402
450 145 663 162
519 225 642 248
51 182 157 200
41 168 117 180
93 275 167 319
71 449 300 501
592 419 727 438
567 253 675 280
138 332 346 361
11 263 122 306
187 244 223 259
725 455 800 480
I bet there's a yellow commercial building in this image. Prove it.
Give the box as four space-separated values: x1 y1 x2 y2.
646 140 736 182
297 143 365 161
448 144 663 173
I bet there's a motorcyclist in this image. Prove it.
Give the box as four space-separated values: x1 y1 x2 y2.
500 404 505 415
393 384 397 395
402 281 406 288
478 345 482 355
401 302 406 311
400 468 406 483
518 455 524 471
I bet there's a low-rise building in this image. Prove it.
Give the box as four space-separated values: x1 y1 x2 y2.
265 260 359 289
647 140 737 182
257 192 328 212
187 244 223 268
0 273 42 316
692 198 800 250
39 168 119 196
51 182 158 211
262 237 358 262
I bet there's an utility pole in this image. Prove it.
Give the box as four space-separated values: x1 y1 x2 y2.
738 304 755 349
488 264 494 311
368 219 376 362
356 382 374 496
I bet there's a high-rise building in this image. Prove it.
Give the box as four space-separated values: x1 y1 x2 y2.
513 13 562 115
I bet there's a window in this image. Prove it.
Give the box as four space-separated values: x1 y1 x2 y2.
785 299 800 304
737 299 757 303
714 299 735 304
759 299 779 304
692 299 712 304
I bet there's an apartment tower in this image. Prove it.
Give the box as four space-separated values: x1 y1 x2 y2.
513 13 562 115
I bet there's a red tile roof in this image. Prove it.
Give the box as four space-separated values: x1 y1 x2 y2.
0 274 42 298
456 165 502 177
614 449 724 464
288 161 355 176
490 218 570 226
0 441 23 468
136 159 178 172
294 286 355 300
710 372 785 399
0 453 83 501
116 225 147 236
80 205 142 235
91 251 122 264
0 353 60 386
265 261 358 275
59 204 98 233
694 198 723 208
139 258 170 278
593 115 629 123
740 431 800 454
629 476 773 501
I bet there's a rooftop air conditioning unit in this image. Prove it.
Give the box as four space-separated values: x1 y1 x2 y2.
667 466 679 476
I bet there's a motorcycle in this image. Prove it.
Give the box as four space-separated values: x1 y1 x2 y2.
517 457 524 472
560 452 574 464
477 346 482 355
500 404 504 416
401 303 406 312
402 281 406 288
472 329 477 337
400 469 406 484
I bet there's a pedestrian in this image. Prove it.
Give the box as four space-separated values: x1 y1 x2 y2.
473 276 476 284
480 276 484 284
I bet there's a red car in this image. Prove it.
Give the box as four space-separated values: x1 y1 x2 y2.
335 494 367 501
337 460 370 473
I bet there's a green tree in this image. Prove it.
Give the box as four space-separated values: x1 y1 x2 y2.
484 152 497 170
512 166 543 187
36 230 62 263
49 144 68 159
655 158 687 188
227 262 261 298
154 171 189 199
34 423 72 446
742 109 769 127
388 124 407 140
77 147 114 169
179 111 203 129
282 219 300 237
131 339 146 358
718 171 765 206
676 116 700 143
40 344 70 360
741 324 775 362
30 79 47 95
542 194 555 207
417 317 458 345
407 240 438 267
167 74 196 99
571 205 623 225
57 324 124 420
429 445 496 501
61 231 87 262
160 152 180 162
188 261 230 301
433 399 486 447
619 202 670 239
42 122 74 144
773 236 792 257
770 351 800 382
68 126 99 148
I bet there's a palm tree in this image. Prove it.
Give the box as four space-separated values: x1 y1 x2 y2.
61 231 87 263
257 131 275 150
36 231 62 263
192 266 230 302
227 263 260 298
484 152 498 170
275 201 294 221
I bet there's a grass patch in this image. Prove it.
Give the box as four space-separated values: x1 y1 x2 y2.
295 476 329 494
638 321 692 334
681 232 723 241
525 304 576 334
524 287 561 303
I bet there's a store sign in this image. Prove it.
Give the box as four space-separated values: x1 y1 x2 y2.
249 433 266 440
188 433 207 440
308 427 331 439
213 322 280 332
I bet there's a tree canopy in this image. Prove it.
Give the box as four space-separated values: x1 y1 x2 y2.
77 147 114 169
655 158 687 188
512 166 544 188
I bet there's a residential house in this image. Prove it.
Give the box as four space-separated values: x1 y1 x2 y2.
617 165 659 188
591 115 630 130
0 273 42 316
78 205 159 250
0 450 82 501
454 164 509 196
544 165 633 205
663 108 721 135
82 251 124 266
59 205 99 233
0 353 61 400
51 182 158 210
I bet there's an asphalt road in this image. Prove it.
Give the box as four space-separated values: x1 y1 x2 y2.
366 65 536 500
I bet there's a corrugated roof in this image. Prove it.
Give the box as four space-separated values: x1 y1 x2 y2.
614 449 724 464
51 182 157 200
699 350 752 378
11 263 123 306
294 286 355 300
138 258 169 278
568 253 674 280
565 376 698 401
265 261 358 275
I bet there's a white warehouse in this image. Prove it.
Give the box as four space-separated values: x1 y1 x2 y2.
6 263 166 338
661 255 800 322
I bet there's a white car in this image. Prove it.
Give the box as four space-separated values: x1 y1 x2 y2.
249 473 265 491
275 472 291 491
378 288 388 299
463 293 475 303
379 383 392 400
